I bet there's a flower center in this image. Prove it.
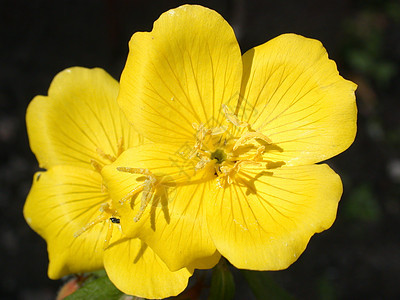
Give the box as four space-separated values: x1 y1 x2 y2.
210 149 227 164
112 106 274 223
190 104 272 187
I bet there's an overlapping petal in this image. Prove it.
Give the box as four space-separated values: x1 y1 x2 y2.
24 166 110 279
118 5 242 144
102 145 220 271
26 67 142 169
239 34 357 166
104 233 193 298
206 164 342 270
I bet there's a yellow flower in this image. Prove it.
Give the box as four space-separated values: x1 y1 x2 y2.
102 4 357 274
24 67 192 298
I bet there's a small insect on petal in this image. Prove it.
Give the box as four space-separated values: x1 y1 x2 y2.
110 217 120 224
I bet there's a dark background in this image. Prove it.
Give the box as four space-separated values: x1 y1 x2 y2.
1 0 399 299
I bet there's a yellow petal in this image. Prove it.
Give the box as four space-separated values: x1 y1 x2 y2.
118 5 242 144
102 144 220 271
26 67 142 169
134 180 221 271
24 166 111 279
104 235 193 298
240 34 357 165
206 164 342 270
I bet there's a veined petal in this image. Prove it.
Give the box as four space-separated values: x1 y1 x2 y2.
239 34 357 165
206 164 342 270
102 144 220 271
134 181 221 271
24 166 111 279
104 234 193 298
26 67 142 169
118 5 242 144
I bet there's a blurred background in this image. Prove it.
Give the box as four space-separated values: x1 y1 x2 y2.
0 0 399 299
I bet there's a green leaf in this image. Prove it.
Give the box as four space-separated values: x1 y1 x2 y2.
209 259 235 300
241 270 294 300
65 275 123 300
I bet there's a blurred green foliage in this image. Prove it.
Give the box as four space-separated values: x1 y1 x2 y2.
342 0 399 87
343 184 382 222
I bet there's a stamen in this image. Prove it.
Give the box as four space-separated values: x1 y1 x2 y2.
222 104 249 128
254 146 266 162
216 159 262 187
74 202 120 249
116 167 158 222
189 124 211 159
211 126 227 136
103 221 113 249
134 176 157 222
91 159 103 173
117 167 152 176
117 137 125 157
74 213 109 238
118 184 144 205
75 138 126 249
195 157 210 170
97 148 116 162
233 131 272 151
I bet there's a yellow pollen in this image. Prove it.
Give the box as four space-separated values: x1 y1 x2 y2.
189 124 211 159
96 148 116 162
254 145 266 162
189 123 229 159
90 159 103 173
233 131 272 151
222 104 249 128
187 104 273 189
116 167 158 222
117 167 152 176
91 137 125 172
74 202 119 249
76 138 127 249
116 137 125 157
216 159 261 187
118 184 144 205
195 157 211 170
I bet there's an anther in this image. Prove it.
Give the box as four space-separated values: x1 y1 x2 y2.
233 131 272 151
222 104 249 128
216 159 262 188
117 167 152 176
97 148 116 163
91 159 103 173
254 146 266 162
74 214 109 238
195 157 210 170
118 184 144 205
116 167 158 222
189 124 211 159
74 203 120 249
117 137 125 157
